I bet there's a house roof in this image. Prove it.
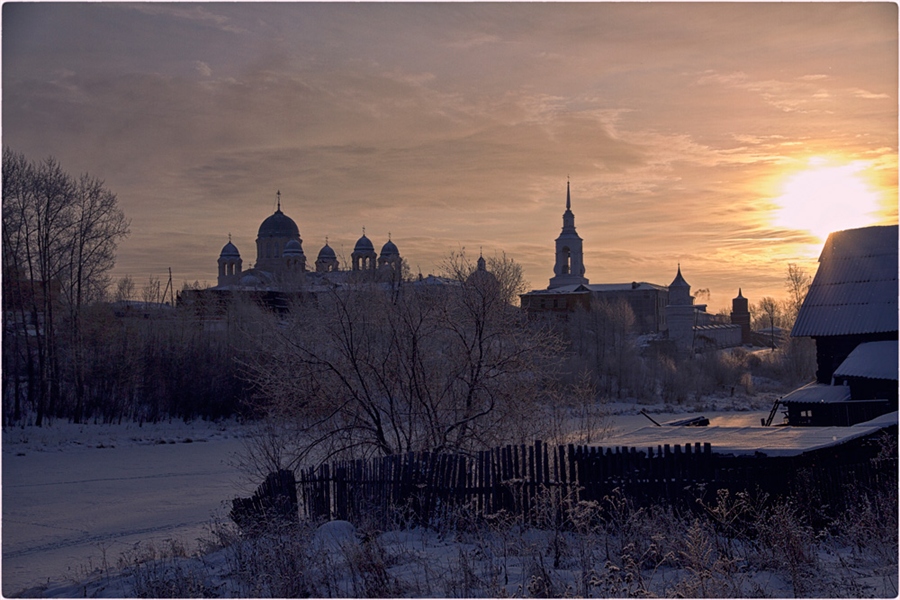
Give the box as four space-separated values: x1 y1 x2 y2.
524 282 666 295
833 340 899 381
779 381 851 404
602 413 896 457
792 225 898 337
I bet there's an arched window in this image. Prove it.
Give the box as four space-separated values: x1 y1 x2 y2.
561 247 571 274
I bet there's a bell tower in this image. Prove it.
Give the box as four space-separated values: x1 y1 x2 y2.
549 180 588 289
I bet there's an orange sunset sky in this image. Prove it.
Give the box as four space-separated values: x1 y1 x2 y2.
3 2 897 309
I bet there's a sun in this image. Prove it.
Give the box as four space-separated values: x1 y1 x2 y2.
772 158 884 241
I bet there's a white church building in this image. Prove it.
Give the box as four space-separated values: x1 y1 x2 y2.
213 191 404 290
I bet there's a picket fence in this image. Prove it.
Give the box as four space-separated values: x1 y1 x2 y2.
295 440 894 526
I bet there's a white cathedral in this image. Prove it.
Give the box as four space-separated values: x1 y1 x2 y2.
213 192 404 290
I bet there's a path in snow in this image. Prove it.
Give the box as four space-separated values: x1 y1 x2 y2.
2 426 251 596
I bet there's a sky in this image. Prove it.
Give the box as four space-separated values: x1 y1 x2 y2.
3 2 897 309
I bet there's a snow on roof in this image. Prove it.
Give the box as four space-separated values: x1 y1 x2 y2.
792 225 898 337
524 284 590 294
852 410 898 428
525 282 666 295
833 340 899 380
694 323 740 331
779 381 851 404
602 423 888 458
586 282 667 292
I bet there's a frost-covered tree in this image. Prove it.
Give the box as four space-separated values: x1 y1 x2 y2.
243 257 559 466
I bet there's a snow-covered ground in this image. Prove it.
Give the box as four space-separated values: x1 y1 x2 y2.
2 420 254 596
9 393 890 598
1 403 773 596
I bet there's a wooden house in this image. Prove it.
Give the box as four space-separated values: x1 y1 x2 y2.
781 225 898 426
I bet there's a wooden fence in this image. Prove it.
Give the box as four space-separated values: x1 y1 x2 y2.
295 440 896 527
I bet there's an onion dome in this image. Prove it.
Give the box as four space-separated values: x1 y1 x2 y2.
318 243 337 260
258 208 300 239
354 234 375 253
219 241 240 258
380 239 399 257
283 239 304 257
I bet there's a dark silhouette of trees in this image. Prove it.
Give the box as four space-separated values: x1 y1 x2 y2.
2 148 129 425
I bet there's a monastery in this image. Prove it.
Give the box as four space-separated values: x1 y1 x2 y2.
520 182 748 353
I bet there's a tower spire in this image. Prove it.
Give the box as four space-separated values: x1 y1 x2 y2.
549 178 587 288
276 190 281 212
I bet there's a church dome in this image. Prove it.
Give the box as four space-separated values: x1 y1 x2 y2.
380 239 399 257
354 234 375 254
466 255 500 291
258 209 300 239
283 239 304 257
219 241 240 258
318 243 337 260
240 273 262 287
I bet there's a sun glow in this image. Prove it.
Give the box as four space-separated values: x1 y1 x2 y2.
772 158 884 241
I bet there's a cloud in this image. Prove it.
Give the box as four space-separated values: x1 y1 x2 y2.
193 61 212 78
125 4 247 35
3 3 895 300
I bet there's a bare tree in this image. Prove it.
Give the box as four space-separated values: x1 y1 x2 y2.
243 257 559 466
568 298 641 399
784 263 812 326
114 275 136 303
63 173 130 422
486 252 528 306
141 275 162 305
2 148 129 425
756 296 781 350
3 151 76 424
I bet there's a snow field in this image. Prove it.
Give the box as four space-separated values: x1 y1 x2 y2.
2 420 253 596
3 402 895 598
